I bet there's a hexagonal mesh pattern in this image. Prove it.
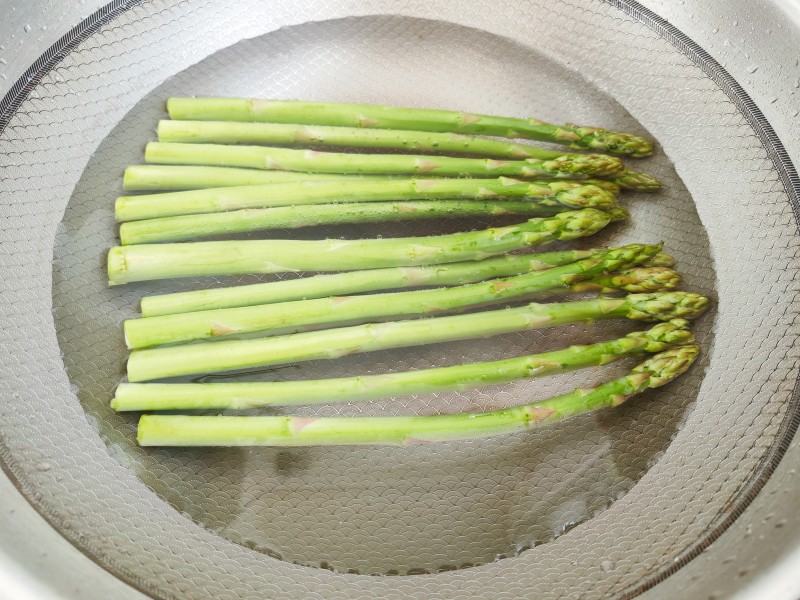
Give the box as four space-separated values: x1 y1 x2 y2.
0 0 798 599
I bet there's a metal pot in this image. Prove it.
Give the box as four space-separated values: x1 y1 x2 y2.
1 1 799 598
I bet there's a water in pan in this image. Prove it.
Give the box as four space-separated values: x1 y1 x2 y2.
52 16 714 575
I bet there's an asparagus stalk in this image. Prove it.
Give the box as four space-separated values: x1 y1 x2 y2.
140 248 600 317
571 267 681 293
119 200 597 245
122 165 658 193
115 176 617 222
114 320 693 411
125 292 709 381
166 98 654 157
135 346 699 446
123 244 661 348
157 119 579 159
122 165 380 191
107 209 616 285
144 142 625 180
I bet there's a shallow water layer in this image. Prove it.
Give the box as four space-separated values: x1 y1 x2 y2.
52 15 715 575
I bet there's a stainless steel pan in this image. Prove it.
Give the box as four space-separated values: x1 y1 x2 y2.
1 1 799 598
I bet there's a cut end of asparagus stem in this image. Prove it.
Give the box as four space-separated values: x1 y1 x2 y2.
107 246 128 287
613 169 662 192
569 126 655 158
622 291 709 321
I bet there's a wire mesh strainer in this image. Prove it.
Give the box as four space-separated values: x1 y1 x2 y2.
0 1 798 598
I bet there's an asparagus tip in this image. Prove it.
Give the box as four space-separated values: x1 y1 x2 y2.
570 126 655 158
631 318 695 352
623 291 709 322
554 184 618 210
614 168 662 192
643 252 676 268
632 345 700 388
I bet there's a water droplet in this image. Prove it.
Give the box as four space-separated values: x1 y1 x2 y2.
0 58 5 65
40 25 47 31
775 519 787 528
712 28 719 34
747 65 759 74
600 560 615 572
770 97 778 104
733 20 738 26
23 24 32 33
35 462 51 472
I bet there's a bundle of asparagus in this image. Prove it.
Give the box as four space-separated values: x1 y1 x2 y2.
106 97 707 448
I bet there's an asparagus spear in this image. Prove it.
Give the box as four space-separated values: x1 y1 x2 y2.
107 209 617 285
139 249 677 317
119 200 598 245
140 248 600 316
571 267 681 293
122 165 658 193
115 176 617 222
166 98 654 157
125 292 708 381
114 320 693 411
135 345 699 446
158 119 627 163
123 244 661 348
144 142 625 179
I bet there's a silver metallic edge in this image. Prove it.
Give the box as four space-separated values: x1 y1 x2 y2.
0 0 798 598
603 1 800 597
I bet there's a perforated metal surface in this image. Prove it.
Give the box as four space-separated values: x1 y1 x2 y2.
0 0 799 598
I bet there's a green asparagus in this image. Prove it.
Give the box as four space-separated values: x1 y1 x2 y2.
114 176 617 222
125 292 708 381
157 119 595 160
123 244 661 348
570 267 681 293
122 165 657 193
166 98 654 157
122 165 380 191
119 200 604 245
113 320 693 411
140 248 600 317
612 169 661 192
642 253 675 268
107 209 617 285
135 345 699 446
144 142 624 179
